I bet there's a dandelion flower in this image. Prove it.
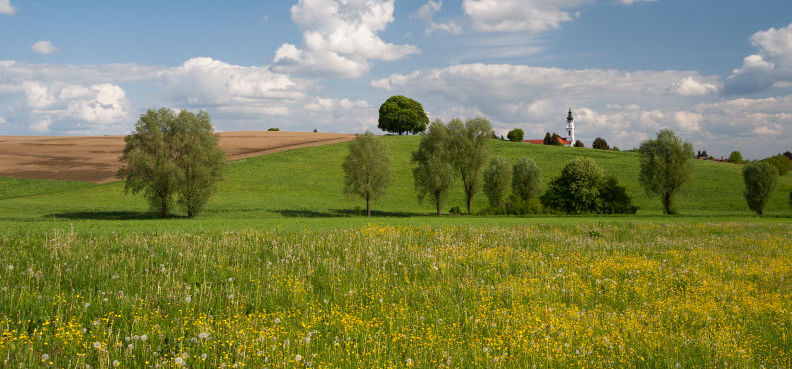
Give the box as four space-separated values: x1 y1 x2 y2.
185 296 192 303
174 357 185 366
112 360 120 367
41 353 50 361
93 342 102 349
140 334 148 342
273 318 281 324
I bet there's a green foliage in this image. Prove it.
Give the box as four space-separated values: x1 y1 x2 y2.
543 132 563 146
170 110 226 218
593 137 610 150
506 129 524 142
743 161 778 216
118 108 179 218
728 151 744 164
763 155 791 176
267 127 280 131
541 158 605 214
343 132 392 216
638 130 695 214
599 175 637 214
512 158 542 201
504 196 544 215
118 108 225 218
449 117 492 214
412 120 455 215
483 156 511 209
574 140 585 148
377 95 429 135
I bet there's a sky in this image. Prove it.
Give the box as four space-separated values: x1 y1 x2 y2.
1 0 791 158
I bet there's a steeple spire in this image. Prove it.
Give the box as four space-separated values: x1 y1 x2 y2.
566 109 575 147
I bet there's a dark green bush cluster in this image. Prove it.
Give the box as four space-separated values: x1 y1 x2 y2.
540 158 636 214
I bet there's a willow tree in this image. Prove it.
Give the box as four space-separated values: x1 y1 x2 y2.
449 117 492 214
638 129 694 214
342 132 392 216
412 120 455 215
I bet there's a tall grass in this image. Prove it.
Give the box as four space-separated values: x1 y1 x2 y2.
2 223 791 367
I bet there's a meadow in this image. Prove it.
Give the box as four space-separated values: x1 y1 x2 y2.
1 136 791 368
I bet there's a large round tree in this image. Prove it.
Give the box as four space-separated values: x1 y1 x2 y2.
377 95 429 135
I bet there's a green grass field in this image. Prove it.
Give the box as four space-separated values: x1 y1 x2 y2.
1 136 791 367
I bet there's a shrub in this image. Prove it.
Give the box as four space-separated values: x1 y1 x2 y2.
505 195 544 215
541 158 604 214
764 155 791 176
599 176 637 214
506 129 524 142
267 127 280 131
743 161 778 216
574 140 584 148
728 151 744 164
512 158 541 201
483 156 511 209
592 137 609 150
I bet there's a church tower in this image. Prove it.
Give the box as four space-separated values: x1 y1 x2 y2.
566 109 575 147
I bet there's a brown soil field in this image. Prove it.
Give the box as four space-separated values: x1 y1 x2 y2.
0 131 354 183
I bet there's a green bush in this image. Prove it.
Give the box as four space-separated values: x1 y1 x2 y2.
599 176 637 214
764 155 791 176
504 195 544 215
541 158 604 214
592 137 610 150
512 158 542 201
728 151 743 164
267 127 280 131
574 140 584 148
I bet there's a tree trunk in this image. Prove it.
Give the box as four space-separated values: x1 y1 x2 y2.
161 196 167 219
663 192 671 214
466 193 472 214
366 197 371 217
436 198 441 216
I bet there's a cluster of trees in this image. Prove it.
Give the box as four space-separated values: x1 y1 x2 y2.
118 108 225 218
543 132 564 146
541 158 636 214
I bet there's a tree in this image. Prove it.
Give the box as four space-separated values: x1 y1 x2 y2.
543 132 554 145
449 117 492 214
742 161 778 216
483 156 511 210
412 120 455 215
638 129 695 214
541 157 604 214
592 137 609 150
574 140 584 148
728 151 744 164
377 95 429 135
783 151 792 161
506 129 524 142
764 155 791 176
512 158 541 201
343 132 392 216
118 108 178 218
170 110 226 218
118 108 226 219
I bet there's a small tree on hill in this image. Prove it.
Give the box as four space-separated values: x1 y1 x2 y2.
483 156 511 210
449 117 492 214
377 95 429 135
412 120 455 215
343 132 392 217
784 151 792 161
118 108 178 218
599 176 637 214
512 158 542 201
574 140 584 148
638 129 695 214
170 110 226 218
507 129 524 142
543 132 554 145
728 151 744 164
743 161 778 216
592 137 609 150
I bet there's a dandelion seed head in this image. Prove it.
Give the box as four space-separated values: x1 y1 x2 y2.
93 341 102 349
295 354 302 362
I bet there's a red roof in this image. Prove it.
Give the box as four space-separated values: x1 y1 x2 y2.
524 136 571 145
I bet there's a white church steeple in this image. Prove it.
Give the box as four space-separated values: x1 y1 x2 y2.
566 109 575 147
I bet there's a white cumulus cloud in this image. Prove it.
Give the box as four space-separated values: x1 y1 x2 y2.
31 41 57 55
304 97 369 112
462 0 589 33
273 0 419 78
725 22 792 94
0 0 15 15
668 77 720 96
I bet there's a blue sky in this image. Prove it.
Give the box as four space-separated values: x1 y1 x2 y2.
1 0 791 158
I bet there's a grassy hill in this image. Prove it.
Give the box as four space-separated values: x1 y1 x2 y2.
1 136 790 230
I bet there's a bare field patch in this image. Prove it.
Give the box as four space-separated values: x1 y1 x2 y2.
0 131 354 183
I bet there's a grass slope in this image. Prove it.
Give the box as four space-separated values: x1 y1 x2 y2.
0 136 790 231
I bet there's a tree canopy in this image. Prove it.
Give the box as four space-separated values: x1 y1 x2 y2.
743 161 778 216
638 129 694 214
728 151 744 164
592 137 610 150
483 156 511 210
377 95 429 135
343 132 392 216
506 129 524 142
512 158 541 201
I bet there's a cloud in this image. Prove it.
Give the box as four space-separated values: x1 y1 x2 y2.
158 57 307 117
462 0 589 33
412 0 462 35
668 77 720 96
412 0 442 21
31 41 57 55
304 97 369 112
0 116 6 124
619 0 655 4
725 22 792 94
0 0 15 15
272 0 419 78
